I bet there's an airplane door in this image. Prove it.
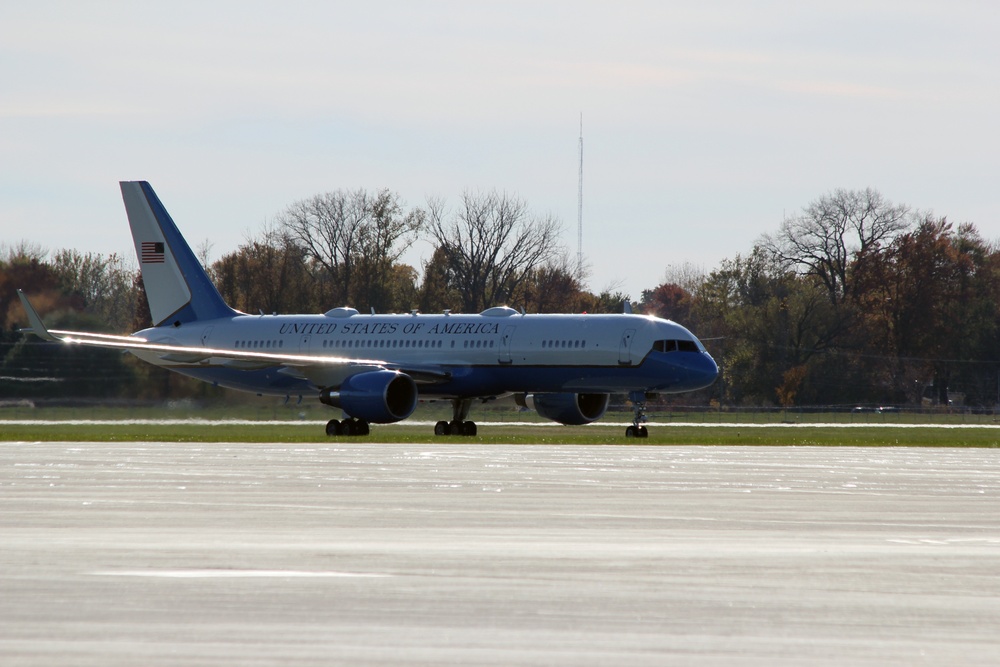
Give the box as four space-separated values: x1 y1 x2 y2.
618 329 636 365
499 325 516 364
299 334 311 352
201 325 213 346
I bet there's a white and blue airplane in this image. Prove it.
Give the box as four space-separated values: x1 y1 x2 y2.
18 181 718 437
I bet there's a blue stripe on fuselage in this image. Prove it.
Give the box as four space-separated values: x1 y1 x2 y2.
175 350 718 398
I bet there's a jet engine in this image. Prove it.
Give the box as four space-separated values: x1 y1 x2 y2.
517 392 610 425
320 370 418 423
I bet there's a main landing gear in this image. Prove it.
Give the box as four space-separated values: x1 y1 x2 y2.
326 418 370 437
434 398 478 436
625 390 649 439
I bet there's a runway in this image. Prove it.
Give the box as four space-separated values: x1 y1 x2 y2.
2 443 999 666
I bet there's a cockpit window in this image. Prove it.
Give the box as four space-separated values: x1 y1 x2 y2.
653 339 698 353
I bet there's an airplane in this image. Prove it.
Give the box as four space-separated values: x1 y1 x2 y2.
18 181 718 438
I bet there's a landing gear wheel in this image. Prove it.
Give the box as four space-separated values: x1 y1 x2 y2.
435 399 477 436
638 425 648 438
626 425 637 438
344 418 370 436
327 418 370 436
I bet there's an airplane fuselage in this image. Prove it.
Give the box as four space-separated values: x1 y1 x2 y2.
132 306 717 400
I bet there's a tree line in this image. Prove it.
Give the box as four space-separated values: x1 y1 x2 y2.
3 186 999 409
208 189 624 317
674 188 1000 409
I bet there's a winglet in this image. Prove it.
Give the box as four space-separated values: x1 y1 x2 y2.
16 290 58 342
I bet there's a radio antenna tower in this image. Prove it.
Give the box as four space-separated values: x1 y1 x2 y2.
577 113 584 280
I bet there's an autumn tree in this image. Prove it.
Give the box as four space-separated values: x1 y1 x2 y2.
582 289 633 314
51 249 138 332
0 242 59 336
517 254 592 314
853 217 1000 406
213 224 315 314
640 283 692 323
694 247 847 406
418 246 461 313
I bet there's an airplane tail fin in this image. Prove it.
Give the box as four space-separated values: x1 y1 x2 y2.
120 181 236 327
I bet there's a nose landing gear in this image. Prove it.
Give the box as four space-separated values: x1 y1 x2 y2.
625 391 649 438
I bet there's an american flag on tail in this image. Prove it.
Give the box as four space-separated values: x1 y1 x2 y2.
141 241 165 264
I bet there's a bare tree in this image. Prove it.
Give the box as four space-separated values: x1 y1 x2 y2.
2 241 47 265
279 189 422 310
427 191 563 313
660 262 707 295
280 190 367 305
762 188 910 305
353 189 425 311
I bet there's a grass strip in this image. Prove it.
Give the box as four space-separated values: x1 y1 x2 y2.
2 422 999 446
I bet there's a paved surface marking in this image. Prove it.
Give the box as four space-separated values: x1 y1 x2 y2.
1 443 998 666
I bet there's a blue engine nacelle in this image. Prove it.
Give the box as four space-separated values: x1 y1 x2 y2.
319 370 418 423
521 392 610 425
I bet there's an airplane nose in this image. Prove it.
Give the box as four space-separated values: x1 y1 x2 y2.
668 350 718 392
692 351 719 390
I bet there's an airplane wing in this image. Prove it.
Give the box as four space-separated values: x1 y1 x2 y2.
16 290 452 385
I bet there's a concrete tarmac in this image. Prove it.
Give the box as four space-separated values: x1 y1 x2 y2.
1 442 999 666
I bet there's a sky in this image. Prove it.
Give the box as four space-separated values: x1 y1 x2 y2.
2 1 999 302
